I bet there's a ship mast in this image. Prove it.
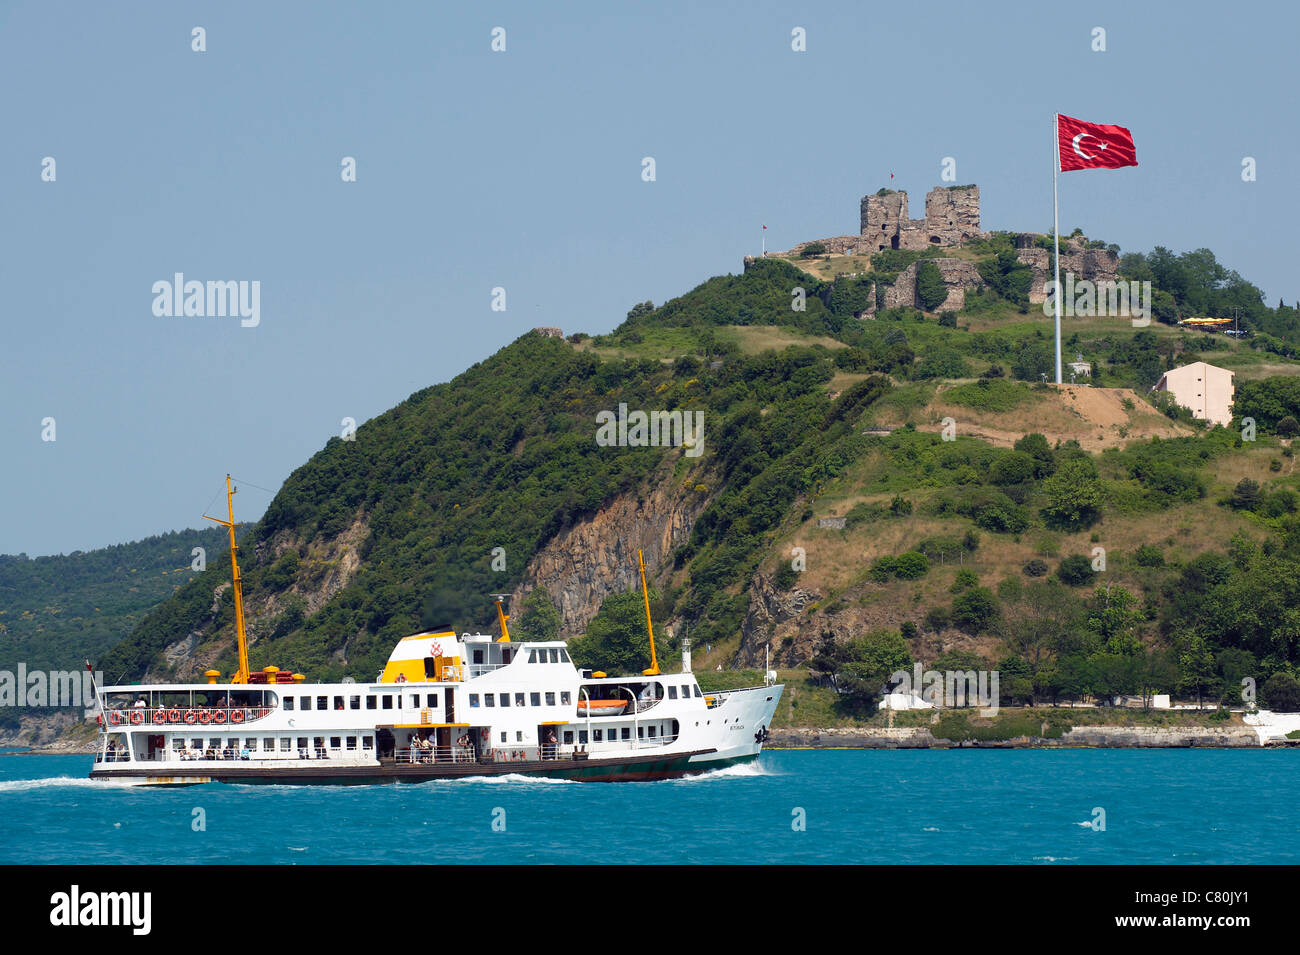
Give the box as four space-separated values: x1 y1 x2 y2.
638 549 660 676
492 594 512 642
203 475 250 684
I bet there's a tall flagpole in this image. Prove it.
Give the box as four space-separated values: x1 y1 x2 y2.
1053 113 1062 385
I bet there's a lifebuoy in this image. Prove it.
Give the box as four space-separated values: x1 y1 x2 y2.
130 711 143 725
183 709 197 724
213 709 227 724
167 709 181 723
96 714 103 727
230 709 245 724
108 711 122 726
480 728 489 744
199 710 212 724
153 709 167 724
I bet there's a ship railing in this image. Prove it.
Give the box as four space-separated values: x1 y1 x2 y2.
631 697 662 714
702 685 767 708
397 745 487 765
465 663 508 678
102 706 275 729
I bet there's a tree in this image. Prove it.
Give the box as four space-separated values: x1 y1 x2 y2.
1261 673 1300 712
1042 458 1103 528
1229 478 1261 511
829 629 913 714
1176 634 1216 709
512 588 562 642
916 260 948 311
1013 433 1056 478
567 589 657 674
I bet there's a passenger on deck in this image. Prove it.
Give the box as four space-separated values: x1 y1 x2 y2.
545 730 557 760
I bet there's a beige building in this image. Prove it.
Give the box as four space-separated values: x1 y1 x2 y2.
1154 361 1235 427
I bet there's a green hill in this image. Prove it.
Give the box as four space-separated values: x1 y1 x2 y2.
79 238 1300 720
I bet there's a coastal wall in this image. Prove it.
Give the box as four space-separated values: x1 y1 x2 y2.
769 725 1263 749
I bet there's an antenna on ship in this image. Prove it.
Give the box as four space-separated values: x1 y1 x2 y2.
638 549 661 676
492 594 512 643
203 475 250 684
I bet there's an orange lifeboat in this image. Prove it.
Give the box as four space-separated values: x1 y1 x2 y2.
576 699 628 717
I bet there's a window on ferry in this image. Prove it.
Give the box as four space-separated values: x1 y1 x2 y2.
649 726 657 738
192 739 203 749
515 693 525 707
381 696 393 710
409 695 419 709
502 649 513 664
563 731 574 744
426 693 438 707
347 737 357 750
284 697 295 710
545 692 555 706
548 649 560 664
331 696 343 710
516 732 523 742
469 694 480 708
485 694 495 707
261 739 274 752
297 738 308 750
362 736 373 750
350 695 360 710
245 738 256 749
578 730 588 744
621 728 630 741
593 729 603 742
558 648 570 663
499 694 510 708
300 696 311 710
227 738 239 748
316 696 328 710
527 650 538 663
330 737 341 749
313 737 324 751
281 738 292 751
637 727 644 739
473 649 484 664
209 738 221 749
530 692 540 707
668 686 678 700
560 691 571 706
366 695 377 710
500 732 507 743
694 686 702 698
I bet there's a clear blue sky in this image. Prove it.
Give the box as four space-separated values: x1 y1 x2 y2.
3 0 1297 556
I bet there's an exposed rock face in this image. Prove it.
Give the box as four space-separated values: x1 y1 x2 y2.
922 186 982 245
145 510 370 682
509 463 712 637
735 572 822 668
885 258 984 311
534 327 563 338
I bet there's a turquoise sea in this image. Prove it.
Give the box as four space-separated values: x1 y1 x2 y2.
3 749 1296 864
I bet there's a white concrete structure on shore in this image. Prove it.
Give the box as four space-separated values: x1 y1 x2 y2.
1243 709 1300 744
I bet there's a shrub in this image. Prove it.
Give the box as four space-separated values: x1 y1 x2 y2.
1134 544 1165 568
951 568 979 592
1057 554 1097 586
923 606 951 632
989 450 1036 485
1023 558 1049 577
869 556 898 582
1278 416 1300 438
893 551 930 579
937 312 957 328
800 241 827 258
951 587 999 633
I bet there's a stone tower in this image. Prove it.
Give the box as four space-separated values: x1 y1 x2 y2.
859 185 982 252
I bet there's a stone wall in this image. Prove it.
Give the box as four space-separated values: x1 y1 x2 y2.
1015 239 1120 305
884 258 984 311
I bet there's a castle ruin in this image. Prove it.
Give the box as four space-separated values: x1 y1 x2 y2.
861 185 984 252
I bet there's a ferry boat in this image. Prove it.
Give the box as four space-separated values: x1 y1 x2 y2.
88 477 782 784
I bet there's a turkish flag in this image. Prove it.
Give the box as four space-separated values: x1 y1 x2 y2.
1057 114 1138 172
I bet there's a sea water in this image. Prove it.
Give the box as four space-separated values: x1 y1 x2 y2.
2 749 1296 864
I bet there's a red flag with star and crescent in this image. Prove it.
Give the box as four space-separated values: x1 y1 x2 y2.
1057 113 1138 172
